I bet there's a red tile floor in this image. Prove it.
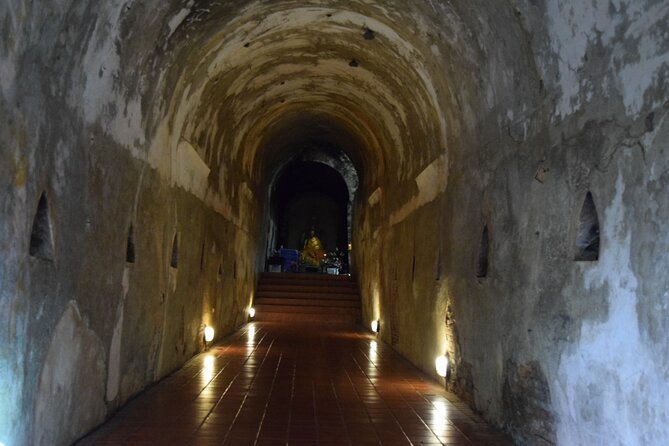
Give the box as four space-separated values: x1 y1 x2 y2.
77 322 514 446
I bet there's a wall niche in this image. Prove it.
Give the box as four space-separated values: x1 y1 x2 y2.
574 191 600 261
476 224 490 278
170 233 179 268
29 192 55 261
199 241 206 272
126 225 136 264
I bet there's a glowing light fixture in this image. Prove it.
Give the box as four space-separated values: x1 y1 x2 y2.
249 307 256 318
371 320 380 333
436 355 449 377
204 325 215 343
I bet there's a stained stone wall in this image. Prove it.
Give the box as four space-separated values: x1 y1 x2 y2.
1 1 668 445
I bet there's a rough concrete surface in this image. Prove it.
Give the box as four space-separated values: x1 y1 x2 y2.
0 0 668 445
32 301 107 446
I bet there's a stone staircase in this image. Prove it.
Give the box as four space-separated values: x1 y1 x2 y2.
253 273 361 324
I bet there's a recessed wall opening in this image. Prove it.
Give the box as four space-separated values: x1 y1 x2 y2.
257 113 363 275
574 191 600 261
267 160 354 273
29 192 54 261
126 225 136 264
199 241 205 272
476 224 490 278
170 233 179 268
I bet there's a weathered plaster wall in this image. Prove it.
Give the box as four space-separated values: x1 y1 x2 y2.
0 2 259 445
0 0 668 445
33 301 107 446
356 1 669 445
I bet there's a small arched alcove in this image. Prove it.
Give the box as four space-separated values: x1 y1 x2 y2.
476 224 490 278
574 191 600 261
125 225 136 264
29 192 54 261
170 233 179 268
199 241 206 272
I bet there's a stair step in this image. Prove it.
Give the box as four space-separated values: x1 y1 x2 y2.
255 297 360 307
253 311 358 324
260 278 357 287
254 304 360 315
258 284 358 294
256 291 360 301
256 290 359 299
261 272 355 282
255 272 361 324
258 280 358 293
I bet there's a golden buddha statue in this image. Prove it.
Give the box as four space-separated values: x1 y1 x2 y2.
300 230 326 267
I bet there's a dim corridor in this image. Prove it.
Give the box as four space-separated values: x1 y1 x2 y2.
76 322 513 446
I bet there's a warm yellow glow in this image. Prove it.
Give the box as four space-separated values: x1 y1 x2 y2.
433 399 448 415
367 340 379 375
201 355 215 391
247 324 256 345
430 399 449 435
204 325 215 342
436 355 449 377
348 243 352 251
249 307 256 318
202 355 214 379
371 320 379 333
372 283 381 331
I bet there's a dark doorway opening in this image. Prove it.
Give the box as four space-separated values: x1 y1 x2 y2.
269 161 350 271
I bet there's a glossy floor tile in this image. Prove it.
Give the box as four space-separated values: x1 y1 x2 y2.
77 322 514 446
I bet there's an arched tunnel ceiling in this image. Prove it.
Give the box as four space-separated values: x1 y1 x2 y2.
259 114 361 199
151 1 460 195
10 0 538 222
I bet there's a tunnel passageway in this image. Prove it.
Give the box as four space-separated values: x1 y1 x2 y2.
77 322 513 446
2 1 669 445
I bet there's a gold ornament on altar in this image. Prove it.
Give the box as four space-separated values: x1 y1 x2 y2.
300 230 326 267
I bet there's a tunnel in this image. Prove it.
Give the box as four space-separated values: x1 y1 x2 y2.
1 1 669 445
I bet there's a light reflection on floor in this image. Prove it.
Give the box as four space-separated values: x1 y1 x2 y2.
76 322 513 446
430 399 450 437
